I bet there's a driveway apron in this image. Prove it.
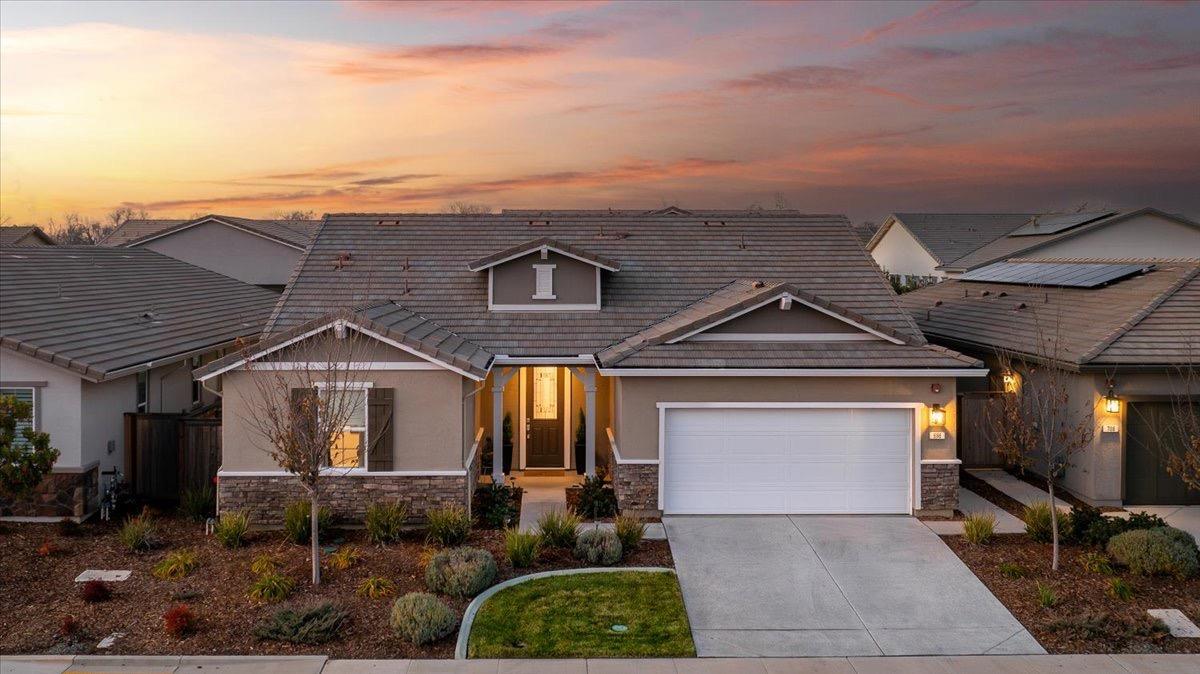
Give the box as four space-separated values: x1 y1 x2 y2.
665 515 1044 657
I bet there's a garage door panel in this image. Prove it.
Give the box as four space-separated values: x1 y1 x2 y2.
663 407 912 515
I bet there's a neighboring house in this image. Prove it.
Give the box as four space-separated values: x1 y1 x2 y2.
196 208 985 525
99 214 319 289
867 208 1200 281
0 225 56 246
0 246 280 520
899 259 1200 507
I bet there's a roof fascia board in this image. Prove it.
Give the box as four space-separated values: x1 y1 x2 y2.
864 214 897 251
493 355 593 365
129 216 306 251
468 244 619 272
598 367 988 377
665 291 904 345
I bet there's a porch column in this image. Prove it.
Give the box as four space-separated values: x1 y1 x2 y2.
491 367 517 484
571 367 597 477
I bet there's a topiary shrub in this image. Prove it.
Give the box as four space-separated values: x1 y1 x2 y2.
390 592 457 645
574 475 617 519
574 528 622 566
425 506 471 546
214 511 249 548
503 528 541 568
79 580 110 603
1022 501 1054 543
152 549 199 580
614 515 645 554
1107 527 1199 579
248 571 296 602
424 546 497 598
118 514 158 552
962 512 996 545
536 508 580 549
473 483 520 529
283 502 333 545
179 486 215 522
254 603 348 644
364 501 408 545
163 604 196 638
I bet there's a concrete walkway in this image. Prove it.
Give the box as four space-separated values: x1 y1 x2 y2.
665 515 1041 657
1124 505 1200 540
923 488 1025 536
514 475 573 532
8 654 1198 673
966 469 1071 513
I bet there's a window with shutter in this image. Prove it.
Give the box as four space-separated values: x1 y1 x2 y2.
532 264 556 300
0 387 35 448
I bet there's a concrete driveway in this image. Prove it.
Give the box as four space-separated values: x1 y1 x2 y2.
665 515 1044 657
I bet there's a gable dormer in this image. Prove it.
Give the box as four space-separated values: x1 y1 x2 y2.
467 238 620 311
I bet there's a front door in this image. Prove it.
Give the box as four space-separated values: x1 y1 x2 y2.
526 367 563 468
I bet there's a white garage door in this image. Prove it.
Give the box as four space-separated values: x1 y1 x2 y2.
663 406 913 514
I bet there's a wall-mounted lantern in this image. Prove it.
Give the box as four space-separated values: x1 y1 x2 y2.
1104 386 1121 415
1002 371 1019 394
929 403 947 427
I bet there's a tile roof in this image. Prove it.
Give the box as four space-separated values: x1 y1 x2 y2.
898 261 1200 369
262 211 977 371
0 226 56 246
868 213 1035 266
0 247 281 380
466 237 621 272
99 215 320 249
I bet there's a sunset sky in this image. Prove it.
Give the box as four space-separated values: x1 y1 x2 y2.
2 0 1198 226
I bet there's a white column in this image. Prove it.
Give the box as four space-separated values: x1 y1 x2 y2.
571 367 598 477
491 367 517 484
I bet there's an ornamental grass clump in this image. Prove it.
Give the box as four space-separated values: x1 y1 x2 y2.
152 549 200 580
425 546 497 598
248 571 296 603
1079 551 1114 575
254 603 347 644
614 515 646 554
425 506 471 546
250 553 279 576
283 502 333 545
118 513 158 552
1036 582 1058 608
364 501 408 545
1022 502 1054 543
1107 527 1199 579
1107 577 1135 601
998 561 1027 579
503 528 541 568
390 592 457 646
574 528 622 566
357 575 395 599
179 486 215 522
536 508 580 549
325 545 362 572
962 512 996 545
163 604 197 638
213 511 249 548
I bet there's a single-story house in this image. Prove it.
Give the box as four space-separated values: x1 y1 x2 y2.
196 208 985 524
899 259 1200 506
0 225 56 247
99 214 319 290
868 208 1200 281
0 246 280 520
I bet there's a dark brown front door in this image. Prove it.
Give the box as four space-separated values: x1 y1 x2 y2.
526 367 563 468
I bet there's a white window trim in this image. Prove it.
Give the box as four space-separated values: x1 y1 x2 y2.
666 292 905 345
532 263 557 300
468 245 619 272
0 386 38 434
318 383 370 471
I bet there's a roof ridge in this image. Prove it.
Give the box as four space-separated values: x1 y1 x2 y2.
1077 264 1200 364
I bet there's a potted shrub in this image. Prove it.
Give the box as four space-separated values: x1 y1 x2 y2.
574 409 587 475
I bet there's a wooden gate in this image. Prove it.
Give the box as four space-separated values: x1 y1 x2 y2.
125 406 221 502
959 393 1006 468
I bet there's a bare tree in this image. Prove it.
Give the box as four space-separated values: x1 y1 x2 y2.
273 210 316 221
772 192 792 210
45 213 115 245
986 308 1094 570
106 206 149 227
237 321 368 585
444 201 491 215
1163 361 1200 492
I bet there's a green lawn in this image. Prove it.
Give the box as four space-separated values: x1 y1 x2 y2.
466 571 696 658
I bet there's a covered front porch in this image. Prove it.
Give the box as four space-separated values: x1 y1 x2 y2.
474 364 614 484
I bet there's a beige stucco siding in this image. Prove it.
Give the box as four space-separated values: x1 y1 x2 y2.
1024 213 1200 261
613 376 957 462
137 220 303 287
870 220 942 279
706 303 861 334
1 350 84 467
220 368 465 472
491 251 598 306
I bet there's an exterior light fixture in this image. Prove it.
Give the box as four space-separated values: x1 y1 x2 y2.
928 404 946 427
1104 387 1121 414
1002 371 1018 394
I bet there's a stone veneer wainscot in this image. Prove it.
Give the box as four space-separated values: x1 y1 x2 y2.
613 462 659 517
0 463 99 521
919 461 959 515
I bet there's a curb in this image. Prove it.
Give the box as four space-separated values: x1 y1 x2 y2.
454 566 676 659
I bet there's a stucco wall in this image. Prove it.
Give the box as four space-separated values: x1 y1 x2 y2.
870 220 942 279
220 368 465 471
80 375 134 473
1024 213 1200 261
612 376 958 462
491 251 598 306
137 220 303 287
0 350 83 467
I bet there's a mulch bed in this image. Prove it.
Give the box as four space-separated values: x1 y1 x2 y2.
942 534 1200 654
0 514 673 658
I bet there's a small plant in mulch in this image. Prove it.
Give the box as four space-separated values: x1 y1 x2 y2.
214 511 250 549
179 486 215 522
254 603 348 644
1107 527 1200 579
425 546 497 598
79 580 111 603
536 508 580 549
250 553 279 576
163 604 197 638
364 501 408 544
503 527 542 568
1022 502 1054 543
58 615 81 638
614 515 646 554
575 527 622 566
1035 582 1058 608
1078 551 1113 575
425 506 471 546
390 593 457 646
248 571 296 603
325 545 362 572
152 549 200 580
356 575 395 599
283 501 333 545
473 483 520 529
1048 611 1169 645
1106 577 1135 601
997 561 1027 579
118 512 159 552
170 589 203 602
962 512 996 545
573 474 617 519
37 540 64 557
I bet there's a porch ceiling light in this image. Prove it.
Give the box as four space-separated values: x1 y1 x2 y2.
928 403 946 427
1104 387 1121 414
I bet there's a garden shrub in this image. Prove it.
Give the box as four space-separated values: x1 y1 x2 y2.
213 511 249 548
1022 502 1054 543
473 483 520 529
283 502 333 545
357 576 395 599
1035 582 1058 608
1127 511 1170 530
425 546 497 598
962 512 996 545
250 554 278 576
1079 551 1113 575
163 604 196 637
80 580 110 603
37 540 62 557
1066 505 1169 546
425 506 471 546
614 515 645 554
574 528 622 566
254 603 348 644
1048 611 1168 643
390 592 457 645
537 508 580 548
118 514 158 552
152 549 199 580
179 486 215 522
1107 527 1199 578
325 545 362 572
1107 577 1134 601
503 528 541 568
58 615 80 638
364 501 408 545
248 572 296 602
574 475 617 519
997 561 1026 579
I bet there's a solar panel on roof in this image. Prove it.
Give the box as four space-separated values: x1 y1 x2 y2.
960 262 1152 288
1007 211 1116 237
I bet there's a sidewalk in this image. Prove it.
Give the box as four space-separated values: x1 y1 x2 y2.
5 654 1198 674
967 469 1071 513
923 487 1025 536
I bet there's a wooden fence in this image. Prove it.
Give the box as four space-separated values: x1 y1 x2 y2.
958 393 1006 468
124 408 221 502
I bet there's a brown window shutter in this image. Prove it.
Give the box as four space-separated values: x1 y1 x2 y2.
368 387 395 472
